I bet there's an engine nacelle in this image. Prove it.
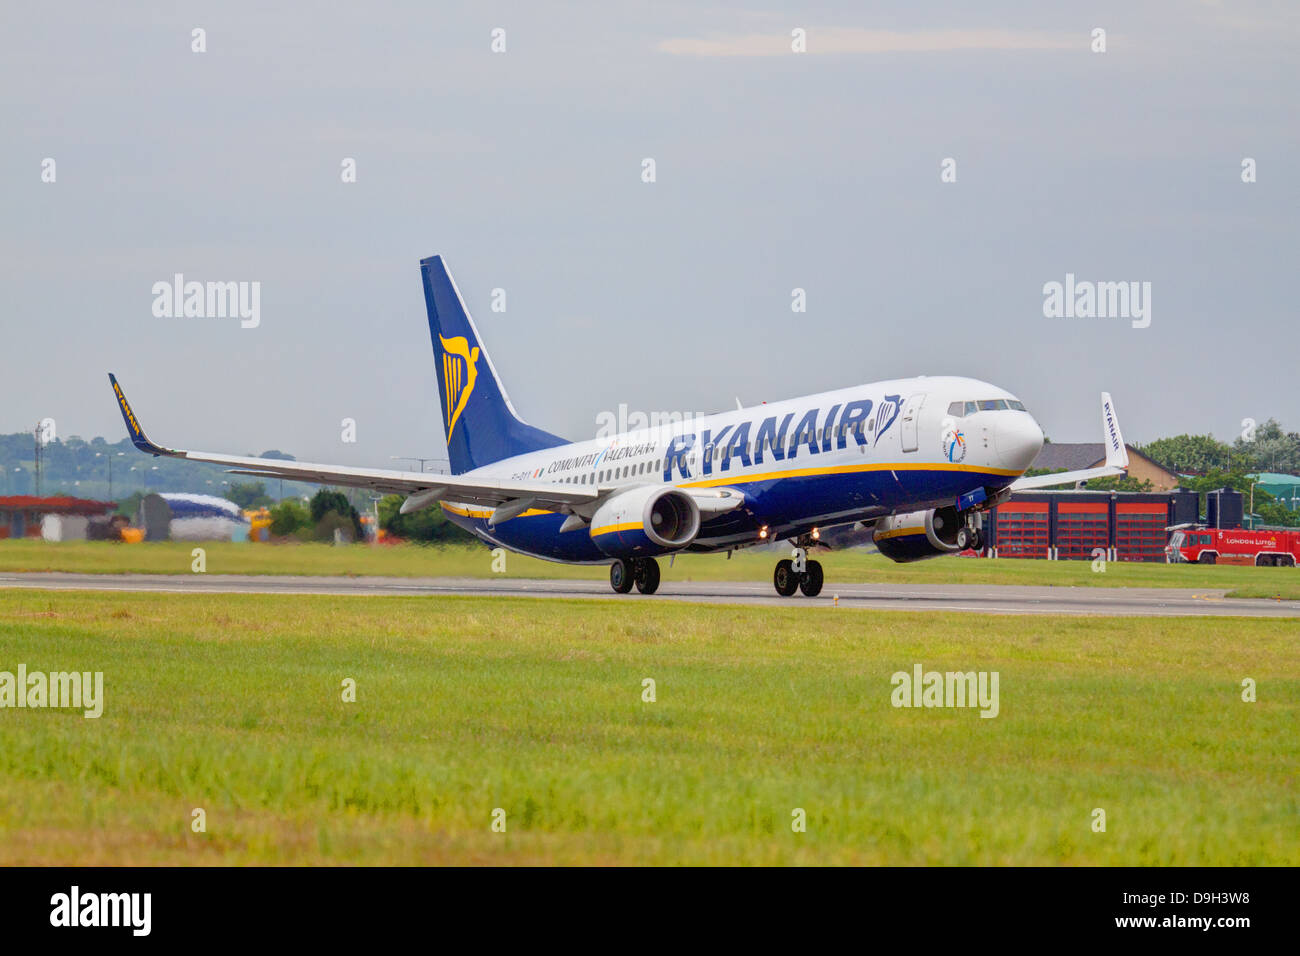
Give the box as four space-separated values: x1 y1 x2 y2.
589 485 701 558
873 506 963 563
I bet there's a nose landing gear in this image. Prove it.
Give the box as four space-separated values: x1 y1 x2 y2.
956 509 986 552
773 545 824 597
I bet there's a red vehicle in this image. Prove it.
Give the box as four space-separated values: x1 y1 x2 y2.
1168 526 1300 566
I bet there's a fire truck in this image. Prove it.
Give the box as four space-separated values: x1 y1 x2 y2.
1168 526 1300 566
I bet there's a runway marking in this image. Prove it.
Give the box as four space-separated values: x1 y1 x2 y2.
2 573 1299 617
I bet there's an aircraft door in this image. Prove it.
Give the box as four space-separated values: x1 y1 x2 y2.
900 393 925 453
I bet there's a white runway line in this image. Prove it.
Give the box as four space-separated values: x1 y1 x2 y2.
2 573 1299 617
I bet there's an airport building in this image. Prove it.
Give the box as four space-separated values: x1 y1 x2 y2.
1029 443 1181 492
1254 473 1300 512
0 495 118 540
985 487 1242 562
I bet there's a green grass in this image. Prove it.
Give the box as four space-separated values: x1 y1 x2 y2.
0 590 1295 865
2 539 1300 600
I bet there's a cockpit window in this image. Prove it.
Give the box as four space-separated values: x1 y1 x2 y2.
951 399 1028 415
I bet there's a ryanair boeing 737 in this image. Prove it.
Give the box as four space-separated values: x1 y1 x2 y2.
109 255 1129 597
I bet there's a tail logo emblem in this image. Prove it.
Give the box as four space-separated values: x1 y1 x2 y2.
439 334 480 442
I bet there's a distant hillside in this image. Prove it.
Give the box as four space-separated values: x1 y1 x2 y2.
0 432 323 507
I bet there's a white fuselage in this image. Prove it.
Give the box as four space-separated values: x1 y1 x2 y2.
440 375 1045 562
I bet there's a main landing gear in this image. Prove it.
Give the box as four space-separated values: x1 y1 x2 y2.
773 546 824 597
609 557 661 595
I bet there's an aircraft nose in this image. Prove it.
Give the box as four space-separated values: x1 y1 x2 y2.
994 413 1044 471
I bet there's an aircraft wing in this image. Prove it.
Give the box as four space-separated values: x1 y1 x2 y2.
1009 391 1130 492
109 374 599 512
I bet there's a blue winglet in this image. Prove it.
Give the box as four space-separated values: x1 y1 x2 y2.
108 373 171 456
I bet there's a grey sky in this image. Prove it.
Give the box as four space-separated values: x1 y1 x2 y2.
3 1 1297 467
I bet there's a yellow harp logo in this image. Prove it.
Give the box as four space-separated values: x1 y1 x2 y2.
440 334 480 442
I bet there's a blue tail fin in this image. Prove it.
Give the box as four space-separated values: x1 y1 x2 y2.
421 255 567 474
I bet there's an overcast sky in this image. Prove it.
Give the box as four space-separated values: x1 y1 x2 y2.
2 1 1297 466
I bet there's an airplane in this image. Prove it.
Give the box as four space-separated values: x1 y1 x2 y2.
108 254 1129 597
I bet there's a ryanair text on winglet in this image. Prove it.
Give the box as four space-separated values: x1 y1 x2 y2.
0 665 104 718
112 381 140 437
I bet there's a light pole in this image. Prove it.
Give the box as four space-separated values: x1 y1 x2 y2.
95 451 126 500
369 494 383 545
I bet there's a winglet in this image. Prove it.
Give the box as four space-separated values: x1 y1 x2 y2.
1100 392 1128 469
108 373 172 456
1008 392 1130 492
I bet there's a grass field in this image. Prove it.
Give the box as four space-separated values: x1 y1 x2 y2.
2 539 1299 599
0 589 1295 865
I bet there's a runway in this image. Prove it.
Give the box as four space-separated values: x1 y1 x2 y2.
2 572 1299 617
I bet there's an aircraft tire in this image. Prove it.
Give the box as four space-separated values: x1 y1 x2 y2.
636 558 661 594
798 560 824 597
774 559 799 597
610 559 635 593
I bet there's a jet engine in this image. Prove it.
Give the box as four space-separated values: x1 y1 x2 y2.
588 485 701 558
872 506 965 562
